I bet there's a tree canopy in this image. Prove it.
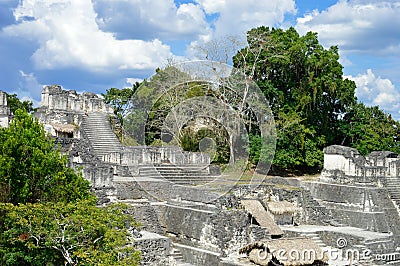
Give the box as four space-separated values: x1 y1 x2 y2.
0 109 92 204
5 93 34 114
233 26 399 173
0 200 141 266
102 82 141 124
0 109 141 265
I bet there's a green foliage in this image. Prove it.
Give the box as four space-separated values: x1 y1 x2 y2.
343 103 400 155
180 126 230 164
0 109 93 204
0 200 141 266
0 103 142 266
233 26 357 173
102 82 141 124
5 93 34 114
233 26 400 173
145 80 209 145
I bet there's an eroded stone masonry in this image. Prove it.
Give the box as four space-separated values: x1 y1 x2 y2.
4 86 400 265
0 90 10 128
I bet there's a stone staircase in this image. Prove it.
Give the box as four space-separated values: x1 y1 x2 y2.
81 112 123 158
136 163 221 184
385 175 400 205
171 248 185 263
299 232 326 248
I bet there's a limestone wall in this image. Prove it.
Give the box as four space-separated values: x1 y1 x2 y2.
321 145 400 184
56 138 116 194
133 231 171 266
175 243 221 266
102 146 210 166
305 181 400 236
36 85 115 138
41 85 113 113
0 90 10 127
34 110 81 138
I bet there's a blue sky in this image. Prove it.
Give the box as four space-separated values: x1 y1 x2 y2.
0 0 400 119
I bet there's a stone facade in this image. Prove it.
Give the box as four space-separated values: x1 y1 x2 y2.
321 144 400 184
40 84 113 113
103 146 210 168
35 84 113 138
0 90 10 127
133 231 171 266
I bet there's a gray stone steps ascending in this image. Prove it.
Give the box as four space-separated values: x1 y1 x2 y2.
299 232 326 248
134 163 221 185
171 248 184 262
385 177 400 207
81 112 123 158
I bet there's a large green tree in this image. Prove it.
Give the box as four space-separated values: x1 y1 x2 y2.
233 26 358 173
343 103 400 155
233 26 400 173
0 200 141 266
0 109 141 265
0 109 92 204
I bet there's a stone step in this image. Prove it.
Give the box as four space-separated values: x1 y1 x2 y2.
81 114 123 158
137 177 218 182
171 248 184 261
138 170 217 176
299 233 326 247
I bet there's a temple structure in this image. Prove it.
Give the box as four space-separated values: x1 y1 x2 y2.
0 90 10 127
29 86 400 265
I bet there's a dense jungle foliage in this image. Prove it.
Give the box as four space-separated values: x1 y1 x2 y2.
102 27 400 175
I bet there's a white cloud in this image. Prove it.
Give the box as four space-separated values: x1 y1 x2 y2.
11 70 43 105
186 0 296 61
93 0 297 57
125 78 143 87
196 0 296 37
296 1 400 54
347 69 400 119
2 0 299 73
93 0 211 41
2 0 173 71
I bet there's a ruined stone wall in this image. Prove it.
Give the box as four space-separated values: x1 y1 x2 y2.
114 178 219 203
124 200 164 235
0 90 10 127
55 137 116 203
321 145 400 184
222 179 337 226
102 146 210 167
305 181 400 239
41 85 113 113
36 85 115 138
35 110 81 138
176 243 221 266
133 231 171 266
161 203 249 259
164 204 215 243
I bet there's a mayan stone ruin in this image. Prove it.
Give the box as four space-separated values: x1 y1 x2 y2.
3 85 400 265
0 90 10 128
